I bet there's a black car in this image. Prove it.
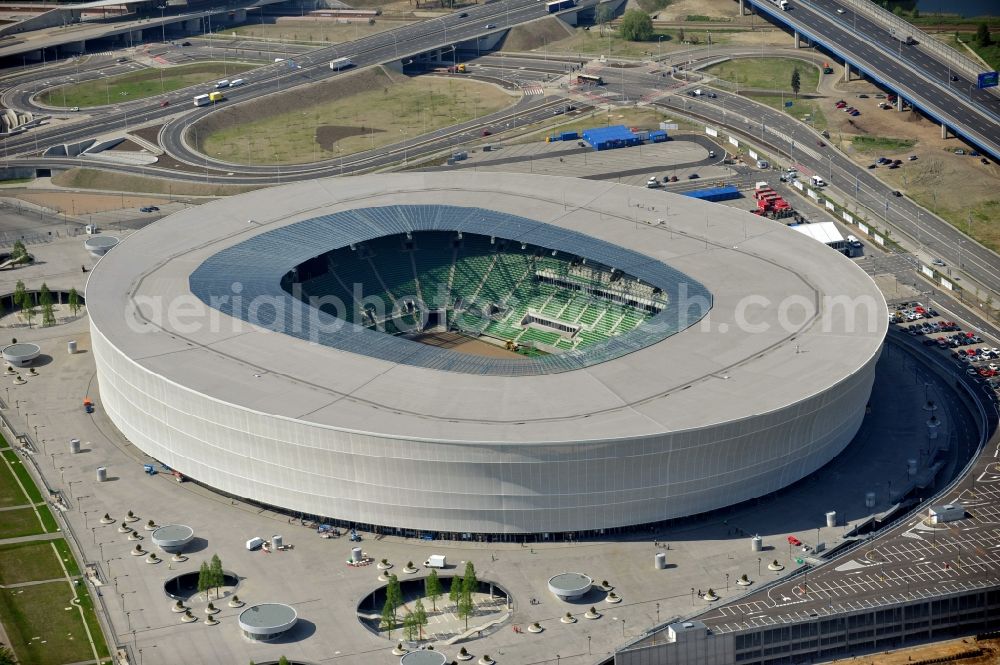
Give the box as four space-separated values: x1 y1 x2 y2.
181 41 192 46
867 164 877 169
950 75 959 82
892 190 902 197
458 12 468 17
982 158 990 165
687 173 699 179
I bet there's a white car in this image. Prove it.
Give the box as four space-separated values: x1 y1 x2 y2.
646 177 660 188
836 7 845 13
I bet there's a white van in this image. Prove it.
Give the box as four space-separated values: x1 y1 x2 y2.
246 536 264 551
216 79 230 89
230 78 245 87
424 554 447 568
810 175 826 187
846 235 862 247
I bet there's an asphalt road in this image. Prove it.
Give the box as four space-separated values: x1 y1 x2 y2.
745 0 1000 158
0 0 592 156
645 82 1000 302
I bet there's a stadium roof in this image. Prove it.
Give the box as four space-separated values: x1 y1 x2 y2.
190 205 710 376
87 172 887 444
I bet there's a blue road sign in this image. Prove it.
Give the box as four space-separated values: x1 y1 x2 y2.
978 71 999 89
784 101 794 107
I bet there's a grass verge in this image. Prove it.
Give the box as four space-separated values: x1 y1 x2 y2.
506 107 694 145
0 506 51 539
742 94 828 132
0 541 65 585
851 136 917 153
704 57 820 93
219 18 414 44
544 26 739 58
0 455 30 508
39 61 258 108
51 168 260 196
0 580 110 665
1 448 43 504
198 70 515 164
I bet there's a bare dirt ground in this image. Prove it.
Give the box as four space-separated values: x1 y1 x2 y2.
407 330 521 358
8 190 173 215
635 0 740 20
49 169 259 197
821 73 1000 251
315 125 385 150
822 637 1000 665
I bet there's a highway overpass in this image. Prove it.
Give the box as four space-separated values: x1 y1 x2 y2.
743 0 1000 160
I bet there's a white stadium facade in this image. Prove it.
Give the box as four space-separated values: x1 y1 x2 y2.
87 172 887 537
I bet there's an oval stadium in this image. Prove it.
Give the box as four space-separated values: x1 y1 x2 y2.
87 172 887 536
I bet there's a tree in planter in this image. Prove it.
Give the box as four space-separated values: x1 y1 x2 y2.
449 575 462 606
13 280 27 316
386 574 403 616
381 598 396 637
456 587 474 630
10 241 28 265
791 68 801 98
68 287 81 316
21 302 35 329
461 561 477 598
278 657 290 665
413 598 428 640
403 612 418 641
197 561 211 598
425 569 442 611
209 553 224 598
39 283 55 327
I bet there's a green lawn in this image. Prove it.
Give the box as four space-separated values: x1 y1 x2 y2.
1 449 43 504
704 57 820 93
0 581 110 665
743 93 828 132
0 506 53 539
0 455 30 508
39 61 258 108
0 541 64 585
200 73 515 164
545 26 738 58
851 136 917 153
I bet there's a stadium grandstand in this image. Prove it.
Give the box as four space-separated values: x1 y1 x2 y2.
288 228 666 355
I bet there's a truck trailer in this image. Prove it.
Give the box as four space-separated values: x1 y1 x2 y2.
193 94 210 107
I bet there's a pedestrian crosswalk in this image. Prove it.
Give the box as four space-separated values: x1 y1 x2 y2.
520 83 543 96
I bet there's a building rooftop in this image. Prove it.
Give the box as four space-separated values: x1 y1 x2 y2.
86 172 887 444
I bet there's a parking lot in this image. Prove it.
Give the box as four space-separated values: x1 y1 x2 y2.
891 302 1000 394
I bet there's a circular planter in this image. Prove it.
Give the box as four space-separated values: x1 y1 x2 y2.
377 561 393 570
457 649 473 661
181 612 197 623
584 608 601 619
171 554 188 563
100 515 115 525
527 623 543 633
768 562 785 571
205 605 220 615
171 602 187 613
605 593 622 604
144 521 158 531
703 592 718 602
228 597 245 608
560 615 577 624
130 546 145 556
403 565 418 574
478 657 495 665
128 532 142 541
124 513 139 523
204 615 219 626
737 578 752 586
145 554 160 564
12 376 25 385
391 644 408 656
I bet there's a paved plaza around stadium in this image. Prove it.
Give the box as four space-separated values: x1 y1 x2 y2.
0 173 975 664
0 307 957 665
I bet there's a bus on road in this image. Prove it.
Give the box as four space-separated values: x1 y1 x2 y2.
576 73 603 85
546 0 575 12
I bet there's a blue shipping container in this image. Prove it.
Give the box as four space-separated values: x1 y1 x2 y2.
559 131 579 141
649 130 668 143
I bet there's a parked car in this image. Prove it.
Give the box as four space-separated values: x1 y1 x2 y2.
687 173 699 179
787 535 802 546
